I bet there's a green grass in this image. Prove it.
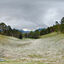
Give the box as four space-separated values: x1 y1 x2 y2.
0 61 46 64
0 32 64 64
28 54 42 58
40 32 57 38
40 32 64 39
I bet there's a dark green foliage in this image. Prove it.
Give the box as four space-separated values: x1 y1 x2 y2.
49 27 54 32
19 34 23 39
60 17 64 33
11 29 23 39
33 30 40 39
40 29 46 35
40 27 54 36
0 22 7 31
24 33 28 38
28 31 34 38
54 21 60 33
26 30 40 39
46 27 51 34
0 23 23 39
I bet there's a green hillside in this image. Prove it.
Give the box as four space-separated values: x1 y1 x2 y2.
0 32 64 64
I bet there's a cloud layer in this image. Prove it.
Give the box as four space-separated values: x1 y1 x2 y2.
0 0 64 30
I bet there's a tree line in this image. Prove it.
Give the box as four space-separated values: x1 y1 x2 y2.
24 17 64 39
0 23 22 39
0 17 64 39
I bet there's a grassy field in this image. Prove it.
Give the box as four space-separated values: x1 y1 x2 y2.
0 32 64 64
0 61 45 64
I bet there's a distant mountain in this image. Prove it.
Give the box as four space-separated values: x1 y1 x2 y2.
37 28 44 31
35 28 45 31
18 24 47 33
19 28 45 33
19 30 30 33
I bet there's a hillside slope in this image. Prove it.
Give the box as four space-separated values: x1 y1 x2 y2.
0 33 64 64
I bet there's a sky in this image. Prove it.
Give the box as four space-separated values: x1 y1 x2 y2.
0 0 64 30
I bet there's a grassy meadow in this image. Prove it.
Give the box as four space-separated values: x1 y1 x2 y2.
0 32 64 64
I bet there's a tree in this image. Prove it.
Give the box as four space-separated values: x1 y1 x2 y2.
28 31 34 38
24 33 28 38
55 21 60 33
40 29 46 35
0 22 7 31
19 34 23 39
33 30 40 39
0 22 23 39
46 27 51 34
60 17 64 32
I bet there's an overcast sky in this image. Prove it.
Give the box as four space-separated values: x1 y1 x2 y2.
0 0 64 30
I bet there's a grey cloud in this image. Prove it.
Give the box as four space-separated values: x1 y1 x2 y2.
0 0 64 29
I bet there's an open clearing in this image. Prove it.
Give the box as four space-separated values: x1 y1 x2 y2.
0 32 64 64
